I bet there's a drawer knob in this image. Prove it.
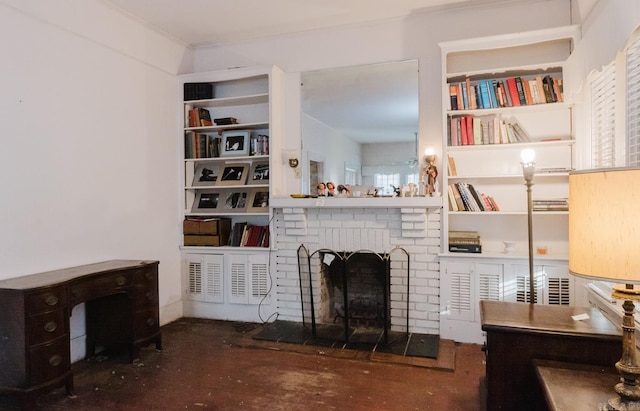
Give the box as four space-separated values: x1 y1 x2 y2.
145 271 154 281
115 276 127 286
146 317 156 326
146 291 154 301
44 321 58 333
49 354 62 367
44 294 59 306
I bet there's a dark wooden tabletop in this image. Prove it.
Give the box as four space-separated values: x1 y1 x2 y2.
480 300 621 339
0 260 158 290
535 359 619 411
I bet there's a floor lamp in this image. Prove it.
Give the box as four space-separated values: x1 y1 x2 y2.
521 148 536 304
569 168 640 410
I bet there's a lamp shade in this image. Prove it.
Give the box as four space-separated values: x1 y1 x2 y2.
568 168 640 283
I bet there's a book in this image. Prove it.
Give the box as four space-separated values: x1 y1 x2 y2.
449 244 482 253
449 230 480 238
448 185 458 211
447 155 457 176
514 77 527 105
506 78 521 107
214 117 238 125
449 84 458 110
449 237 482 245
198 108 213 126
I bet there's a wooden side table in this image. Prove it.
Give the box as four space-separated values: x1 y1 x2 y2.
534 359 619 411
481 301 621 411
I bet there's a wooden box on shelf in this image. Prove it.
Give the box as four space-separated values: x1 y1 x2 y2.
183 217 231 247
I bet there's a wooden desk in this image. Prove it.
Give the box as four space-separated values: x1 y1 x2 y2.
535 360 618 411
0 260 162 410
481 301 621 411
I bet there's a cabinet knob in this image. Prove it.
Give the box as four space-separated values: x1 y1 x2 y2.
44 294 59 306
115 276 127 286
44 321 58 333
49 354 62 367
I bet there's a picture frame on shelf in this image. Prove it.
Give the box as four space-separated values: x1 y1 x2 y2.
192 163 220 187
247 161 269 185
221 130 250 157
247 189 269 212
217 162 249 186
192 191 221 212
222 190 248 212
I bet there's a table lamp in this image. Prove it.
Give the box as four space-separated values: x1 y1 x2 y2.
569 167 640 410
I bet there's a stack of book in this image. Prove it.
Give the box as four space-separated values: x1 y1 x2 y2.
214 117 238 126
449 231 482 253
533 198 569 211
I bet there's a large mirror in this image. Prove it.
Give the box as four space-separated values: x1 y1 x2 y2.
301 60 420 196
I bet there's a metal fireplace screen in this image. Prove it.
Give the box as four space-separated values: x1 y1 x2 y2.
297 245 409 343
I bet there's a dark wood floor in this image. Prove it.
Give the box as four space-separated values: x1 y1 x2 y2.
2 318 486 410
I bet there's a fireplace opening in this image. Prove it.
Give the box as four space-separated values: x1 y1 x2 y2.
320 252 386 329
297 245 409 343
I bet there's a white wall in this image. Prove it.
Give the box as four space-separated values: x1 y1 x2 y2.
0 1 190 330
191 0 573 194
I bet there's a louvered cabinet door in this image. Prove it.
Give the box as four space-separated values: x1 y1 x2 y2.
442 261 503 322
184 253 224 303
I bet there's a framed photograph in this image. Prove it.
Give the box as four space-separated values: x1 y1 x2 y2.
192 191 221 212
247 161 269 185
247 189 270 212
221 130 250 157
222 190 248 212
217 162 249 186
192 163 220 187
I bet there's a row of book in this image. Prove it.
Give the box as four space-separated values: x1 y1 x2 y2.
448 75 563 111
448 116 531 146
533 198 569 211
229 222 270 247
185 132 220 159
185 132 270 159
187 108 213 127
448 182 500 212
449 230 482 253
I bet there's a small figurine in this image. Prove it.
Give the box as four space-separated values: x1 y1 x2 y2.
326 182 336 197
317 182 326 197
426 165 438 196
337 184 351 196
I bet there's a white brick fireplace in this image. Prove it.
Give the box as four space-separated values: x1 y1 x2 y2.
271 197 442 336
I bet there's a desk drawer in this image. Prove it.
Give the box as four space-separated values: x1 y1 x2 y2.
27 310 67 346
70 272 132 302
25 287 66 313
29 337 69 385
132 308 159 340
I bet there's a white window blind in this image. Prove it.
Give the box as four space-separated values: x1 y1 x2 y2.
591 62 616 168
627 35 640 166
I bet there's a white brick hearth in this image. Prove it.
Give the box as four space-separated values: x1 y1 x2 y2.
271 198 442 336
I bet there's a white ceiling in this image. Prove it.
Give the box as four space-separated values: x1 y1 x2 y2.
104 0 490 46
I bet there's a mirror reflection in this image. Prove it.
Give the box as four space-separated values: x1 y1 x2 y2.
301 60 420 196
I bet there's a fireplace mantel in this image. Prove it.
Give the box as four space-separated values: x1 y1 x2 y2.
271 196 442 209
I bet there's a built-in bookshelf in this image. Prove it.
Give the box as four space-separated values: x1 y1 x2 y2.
179 66 283 323
438 26 585 344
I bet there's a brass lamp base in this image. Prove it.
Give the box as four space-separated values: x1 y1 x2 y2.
608 296 640 410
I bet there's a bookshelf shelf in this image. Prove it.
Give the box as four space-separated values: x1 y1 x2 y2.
179 66 283 323
439 27 581 344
